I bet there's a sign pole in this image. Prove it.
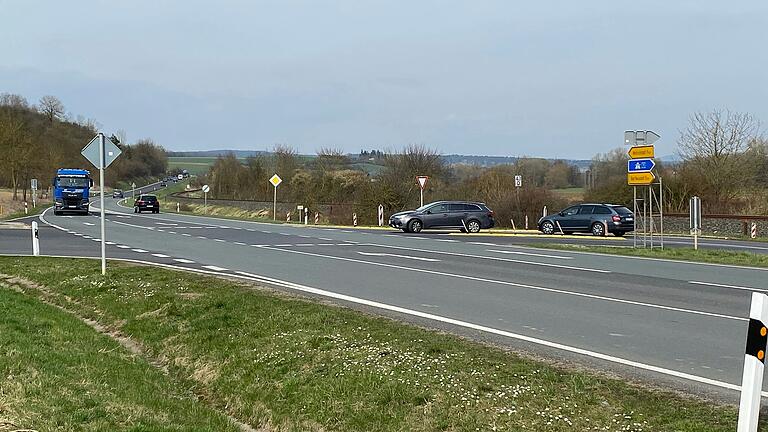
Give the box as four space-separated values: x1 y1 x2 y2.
420 188 423 208
99 133 106 275
659 177 664 250
737 292 768 432
273 186 277 221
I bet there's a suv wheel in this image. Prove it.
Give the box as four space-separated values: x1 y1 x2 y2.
408 219 423 233
541 221 555 235
591 222 605 237
466 219 481 233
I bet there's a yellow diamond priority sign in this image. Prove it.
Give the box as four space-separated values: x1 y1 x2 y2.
269 174 282 187
627 172 655 185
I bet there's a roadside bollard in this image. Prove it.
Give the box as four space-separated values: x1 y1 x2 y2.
737 292 768 431
510 218 516 230
31 221 40 256
286 212 291 223
314 212 319 225
304 208 309 225
24 201 28 215
377 204 384 227
177 202 180 213
752 223 758 239
524 215 529 230
353 213 358 227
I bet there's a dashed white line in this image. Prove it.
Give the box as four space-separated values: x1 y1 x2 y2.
486 249 572 260
689 281 768 293
105 241 115 245
435 239 459 243
233 242 246 246
202 265 228 272
131 249 148 253
470 242 498 246
83 222 95 226
151 253 170 258
182 233 192 237
173 258 195 263
197 236 207 239
116 245 130 249
357 251 441 262
214 239 226 242
319 237 333 241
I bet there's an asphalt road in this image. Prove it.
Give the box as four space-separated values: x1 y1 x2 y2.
3 194 768 402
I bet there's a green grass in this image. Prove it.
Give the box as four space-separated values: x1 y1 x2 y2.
1 203 48 221
0 257 746 431
533 243 768 268
0 277 239 431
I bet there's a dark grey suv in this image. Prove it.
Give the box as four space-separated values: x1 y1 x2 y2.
537 203 634 236
389 201 496 233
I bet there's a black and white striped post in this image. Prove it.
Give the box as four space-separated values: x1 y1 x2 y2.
737 292 768 432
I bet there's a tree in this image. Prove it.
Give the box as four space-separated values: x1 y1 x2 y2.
38 95 65 122
678 110 762 210
0 93 29 108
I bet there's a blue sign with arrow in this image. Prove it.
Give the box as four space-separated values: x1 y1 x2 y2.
627 158 655 173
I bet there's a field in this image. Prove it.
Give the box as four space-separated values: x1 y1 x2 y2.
0 256 746 431
168 156 385 177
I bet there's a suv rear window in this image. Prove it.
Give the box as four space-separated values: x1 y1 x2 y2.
612 206 632 215
141 196 158 202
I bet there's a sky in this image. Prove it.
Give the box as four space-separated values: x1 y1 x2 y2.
1 1 766 159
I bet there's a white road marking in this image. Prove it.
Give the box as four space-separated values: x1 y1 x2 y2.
131 249 148 253
273 244 291 247
82 235 92 239
279 233 291 236
197 236 207 239
486 249 572 260
337 243 354 246
257 245 742 322
91 238 101 242
319 238 333 241
168 231 177 234
202 265 228 271
173 258 195 263
435 239 459 243
470 242 498 246
299 235 312 238
105 241 115 245
116 245 130 249
182 233 192 237
83 222 95 226
296 243 315 246
689 281 768 293
367 243 606 273
151 253 170 258
227 268 754 397
155 222 177 226
214 239 226 242
233 242 246 246
115 215 131 219
357 251 441 262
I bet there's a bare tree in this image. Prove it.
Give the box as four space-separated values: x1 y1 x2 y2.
0 93 29 108
678 110 762 209
38 95 65 122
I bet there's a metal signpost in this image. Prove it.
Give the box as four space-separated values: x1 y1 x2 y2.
416 176 428 207
81 132 122 275
690 196 701 250
269 174 282 221
201 184 210 214
31 178 38 208
625 130 663 249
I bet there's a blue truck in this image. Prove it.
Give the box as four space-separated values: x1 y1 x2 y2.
53 168 93 215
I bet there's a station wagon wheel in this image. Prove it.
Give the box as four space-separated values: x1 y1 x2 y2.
591 222 605 237
541 221 555 235
467 219 481 233
408 219 423 233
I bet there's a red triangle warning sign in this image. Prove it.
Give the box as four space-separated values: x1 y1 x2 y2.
416 176 428 189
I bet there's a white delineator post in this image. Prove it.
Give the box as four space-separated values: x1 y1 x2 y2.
24 201 28 215
737 292 768 432
99 133 106 275
378 204 384 227
304 208 309 225
31 221 40 256
752 223 758 239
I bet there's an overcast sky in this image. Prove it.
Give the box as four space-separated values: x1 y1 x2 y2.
2 1 766 158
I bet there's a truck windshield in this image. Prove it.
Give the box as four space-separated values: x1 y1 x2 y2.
56 177 89 188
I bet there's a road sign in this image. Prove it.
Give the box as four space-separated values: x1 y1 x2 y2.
31 178 38 190
81 134 122 169
624 130 660 146
202 184 210 193
514 175 522 188
269 174 282 187
627 158 656 173
627 172 655 185
416 176 428 189
628 145 655 159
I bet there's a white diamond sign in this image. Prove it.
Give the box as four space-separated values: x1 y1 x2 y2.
81 133 122 169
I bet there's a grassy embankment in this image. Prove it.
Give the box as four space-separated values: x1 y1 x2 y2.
0 256 746 431
535 243 768 268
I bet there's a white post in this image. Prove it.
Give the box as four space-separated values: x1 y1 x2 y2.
378 204 384 227
99 133 106 275
737 292 768 432
420 189 423 208
204 191 207 214
32 191 36 208
752 223 758 239
273 186 277 221
305 208 308 225
525 215 529 230
24 201 28 215
510 218 516 230
177 202 180 213
31 221 40 256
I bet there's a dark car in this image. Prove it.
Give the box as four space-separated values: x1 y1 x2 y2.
537 203 634 236
389 201 495 233
112 189 124 198
133 194 160 213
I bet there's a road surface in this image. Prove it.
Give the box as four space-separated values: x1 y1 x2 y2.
3 195 768 402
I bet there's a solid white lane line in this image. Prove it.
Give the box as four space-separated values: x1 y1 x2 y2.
256 245 743 321
132 249 148 253
689 281 768 293
155 222 177 226
486 249 572 260
366 243 606 273
470 242 498 246
116 245 130 249
173 258 195 263
296 243 315 246
435 239 459 243
337 243 354 246
151 253 170 258
202 265 228 271
357 251 440 262
227 269 752 397
273 244 291 247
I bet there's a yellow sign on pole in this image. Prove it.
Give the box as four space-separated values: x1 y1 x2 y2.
269 174 282 187
628 145 655 159
627 172 656 185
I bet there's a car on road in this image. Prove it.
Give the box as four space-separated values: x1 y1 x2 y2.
389 201 495 233
112 189 124 198
133 194 160 213
537 203 634 236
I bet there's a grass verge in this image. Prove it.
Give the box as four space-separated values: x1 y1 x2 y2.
0 257 745 431
533 243 768 268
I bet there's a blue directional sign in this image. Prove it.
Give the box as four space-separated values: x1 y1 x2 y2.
627 158 655 173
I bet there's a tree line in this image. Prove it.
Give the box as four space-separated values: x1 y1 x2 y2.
0 93 168 201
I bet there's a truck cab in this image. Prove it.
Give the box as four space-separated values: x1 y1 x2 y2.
53 169 93 215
